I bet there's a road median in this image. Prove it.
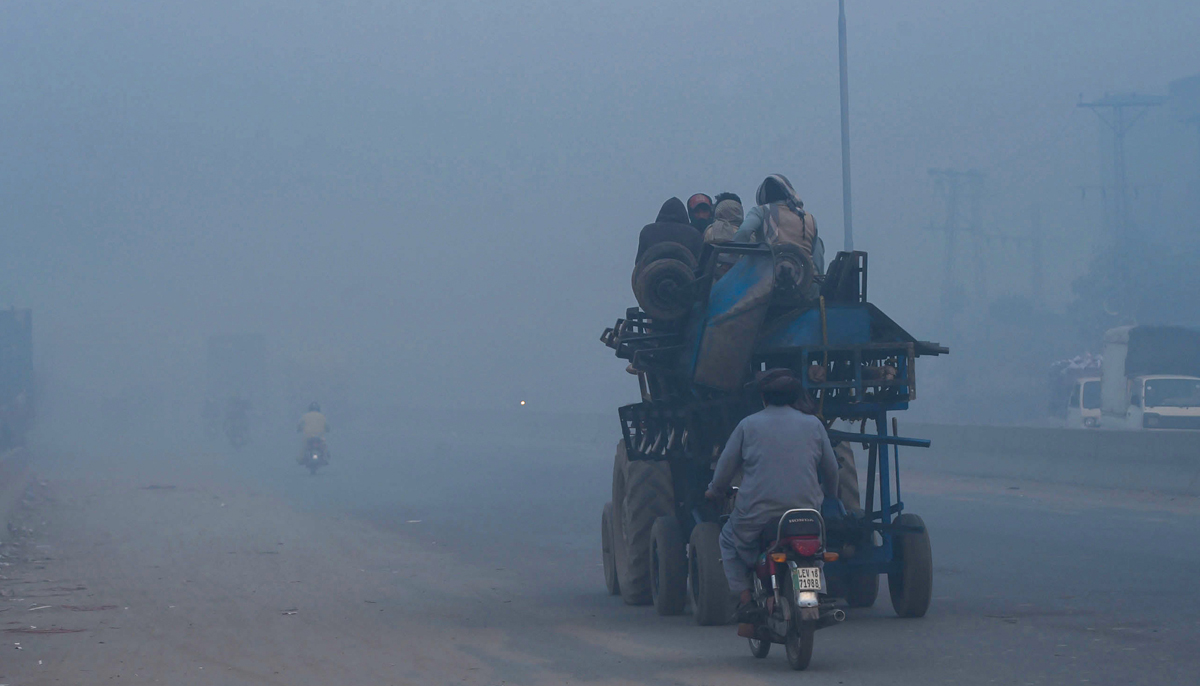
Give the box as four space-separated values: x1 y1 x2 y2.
0 447 34 541
901 423 1200 496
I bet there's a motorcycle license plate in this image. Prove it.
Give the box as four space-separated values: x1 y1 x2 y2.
792 566 822 592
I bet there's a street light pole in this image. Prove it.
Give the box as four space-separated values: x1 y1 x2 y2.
838 0 854 252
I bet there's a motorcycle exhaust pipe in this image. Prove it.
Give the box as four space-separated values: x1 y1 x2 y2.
816 608 846 630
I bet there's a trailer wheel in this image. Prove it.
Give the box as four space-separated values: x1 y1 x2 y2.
888 513 933 618
845 572 879 608
602 502 620 596
689 522 732 625
650 515 688 616
611 441 673 606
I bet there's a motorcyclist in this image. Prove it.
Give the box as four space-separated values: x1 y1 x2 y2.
297 402 329 464
224 395 253 448
704 368 839 622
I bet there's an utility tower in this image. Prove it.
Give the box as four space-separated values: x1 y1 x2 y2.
1168 74 1200 215
1077 93 1165 260
1029 203 1045 308
928 169 985 325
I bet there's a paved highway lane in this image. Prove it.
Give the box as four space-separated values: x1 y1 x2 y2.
3 416 1198 685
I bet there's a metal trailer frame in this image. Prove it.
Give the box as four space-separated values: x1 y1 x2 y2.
603 246 945 614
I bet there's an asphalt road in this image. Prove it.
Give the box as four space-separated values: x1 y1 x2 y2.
2 414 1198 685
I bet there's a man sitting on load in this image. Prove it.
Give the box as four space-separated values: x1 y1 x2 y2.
733 174 825 276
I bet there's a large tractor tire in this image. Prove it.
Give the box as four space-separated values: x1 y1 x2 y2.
632 259 695 322
650 515 688 615
689 522 732 625
888 513 933 618
845 572 879 608
601 502 620 595
611 441 674 606
635 241 698 272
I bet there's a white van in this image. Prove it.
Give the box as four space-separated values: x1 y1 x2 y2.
1066 376 1102 428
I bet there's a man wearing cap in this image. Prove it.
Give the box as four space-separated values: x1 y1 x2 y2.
686 193 715 233
705 368 839 620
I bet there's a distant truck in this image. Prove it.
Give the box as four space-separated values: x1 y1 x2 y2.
1090 325 1200 430
0 309 34 451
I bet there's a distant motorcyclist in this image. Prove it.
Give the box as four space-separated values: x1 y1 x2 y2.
297 402 329 466
704 369 839 621
224 395 253 449
299 401 327 437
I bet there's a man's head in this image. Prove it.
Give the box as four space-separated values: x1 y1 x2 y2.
687 193 714 231
308 401 321 412
713 191 741 207
754 368 800 406
755 174 801 208
655 197 690 225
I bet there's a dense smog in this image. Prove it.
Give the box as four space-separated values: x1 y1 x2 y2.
2 1 1199 683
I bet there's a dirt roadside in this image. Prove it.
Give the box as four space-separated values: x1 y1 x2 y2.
0 448 563 686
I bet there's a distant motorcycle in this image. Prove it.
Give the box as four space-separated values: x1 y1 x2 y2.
223 397 252 450
742 508 844 671
299 436 328 475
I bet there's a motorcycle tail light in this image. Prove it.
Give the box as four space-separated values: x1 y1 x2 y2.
788 536 822 557
770 552 787 563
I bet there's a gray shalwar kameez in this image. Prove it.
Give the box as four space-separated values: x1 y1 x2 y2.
708 405 839 594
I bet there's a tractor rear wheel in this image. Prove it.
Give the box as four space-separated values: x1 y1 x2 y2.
611 441 673 606
650 515 688 615
845 572 879 608
888 513 933 618
602 502 619 595
689 522 732 625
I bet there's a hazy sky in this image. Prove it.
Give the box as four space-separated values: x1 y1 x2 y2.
2 0 1198 419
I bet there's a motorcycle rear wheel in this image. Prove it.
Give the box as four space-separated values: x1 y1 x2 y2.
785 619 815 671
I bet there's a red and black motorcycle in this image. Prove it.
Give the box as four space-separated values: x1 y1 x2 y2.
741 507 845 670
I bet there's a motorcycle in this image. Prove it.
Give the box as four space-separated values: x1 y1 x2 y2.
300 436 329 475
223 397 252 450
741 508 844 670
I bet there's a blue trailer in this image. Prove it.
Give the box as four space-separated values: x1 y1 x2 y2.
600 244 947 623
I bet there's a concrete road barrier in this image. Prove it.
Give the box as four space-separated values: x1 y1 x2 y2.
381 407 1200 497
510 410 1200 497
0 447 34 541
900 423 1200 496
